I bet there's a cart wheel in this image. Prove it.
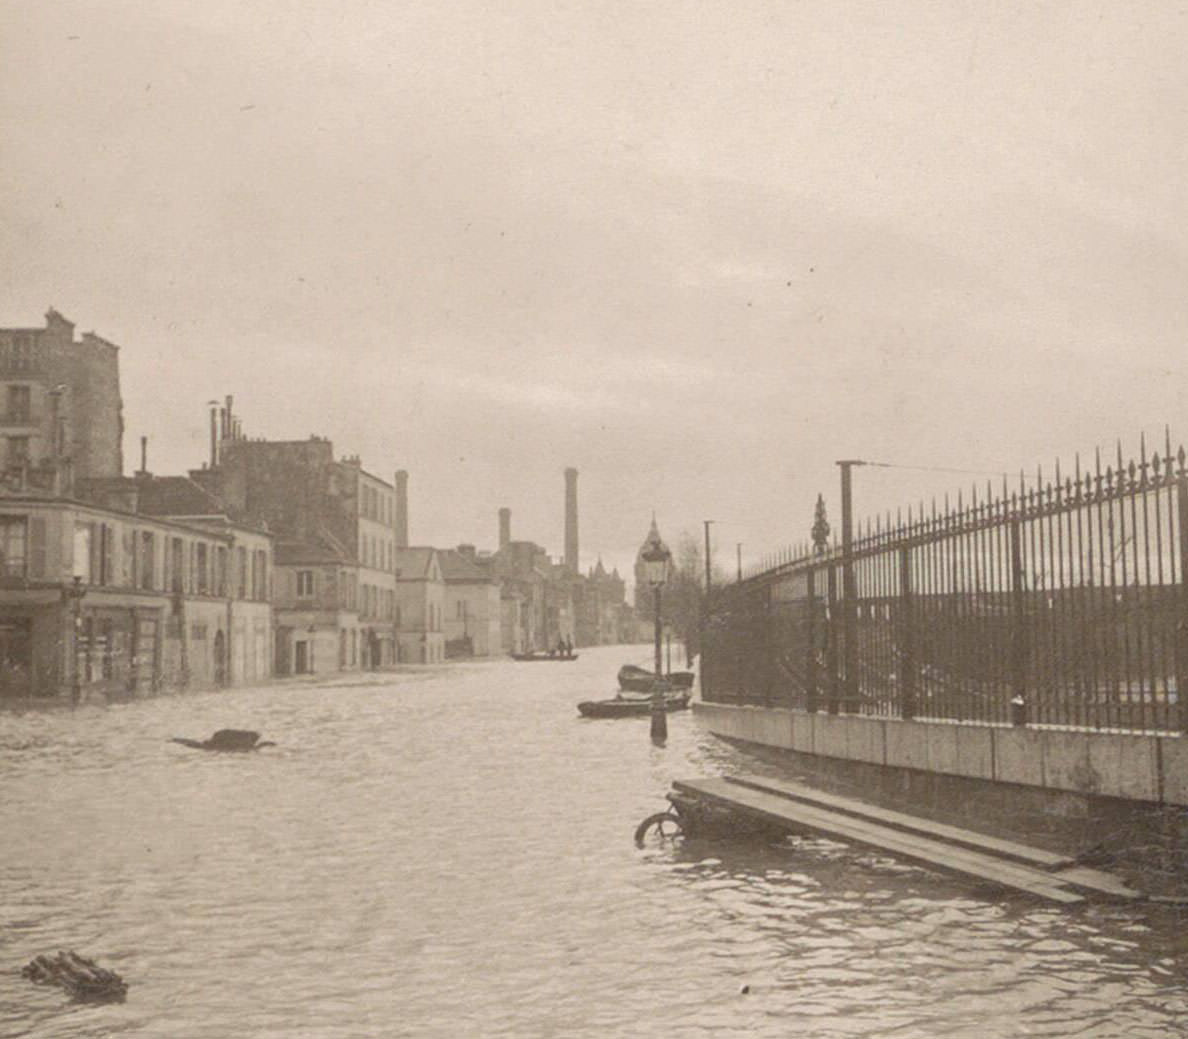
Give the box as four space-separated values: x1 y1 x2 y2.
634 811 684 847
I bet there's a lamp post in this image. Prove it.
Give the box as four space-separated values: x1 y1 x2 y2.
639 520 672 743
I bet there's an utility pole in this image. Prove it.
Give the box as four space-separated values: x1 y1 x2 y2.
700 519 714 686
837 460 865 712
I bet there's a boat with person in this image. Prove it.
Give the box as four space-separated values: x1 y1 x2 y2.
617 664 695 692
510 651 579 662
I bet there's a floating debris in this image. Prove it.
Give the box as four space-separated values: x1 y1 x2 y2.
22 950 128 1003
170 729 275 752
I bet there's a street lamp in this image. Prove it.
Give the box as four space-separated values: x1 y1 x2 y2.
639 519 672 743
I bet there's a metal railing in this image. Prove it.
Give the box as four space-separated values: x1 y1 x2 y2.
703 436 1188 734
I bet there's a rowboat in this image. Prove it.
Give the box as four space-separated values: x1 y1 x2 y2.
510 652 579 662
577 691 692 719
618 664 695 692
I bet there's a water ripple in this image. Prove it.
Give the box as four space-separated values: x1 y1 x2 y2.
2 649 1186 1037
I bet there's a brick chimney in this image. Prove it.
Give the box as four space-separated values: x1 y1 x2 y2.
564 467 578 572
498 507 511 549
394 470 409 548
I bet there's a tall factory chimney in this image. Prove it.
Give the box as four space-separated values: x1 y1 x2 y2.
498 507 511 549
394 470 409 548
564 467 579 572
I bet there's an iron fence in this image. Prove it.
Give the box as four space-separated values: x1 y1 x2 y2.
702 437 1188 734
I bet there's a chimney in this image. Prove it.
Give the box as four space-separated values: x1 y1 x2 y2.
394 470 409 548
564 467 579 572
211 404 221 468
498 507 511 549
138 435 148 476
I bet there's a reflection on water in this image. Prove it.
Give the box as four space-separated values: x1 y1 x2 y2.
1 647 1186 1038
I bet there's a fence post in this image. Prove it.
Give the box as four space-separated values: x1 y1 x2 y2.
1010 519 1028 716
839 461 860 713
764 582 774 708
827 564 840 714
1177 477 1188 734
899 547 916 721
806 568 819 713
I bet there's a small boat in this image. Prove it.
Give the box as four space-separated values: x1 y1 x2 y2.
618 664 695 692
170 729 275 752
510 652 579 662
577 691 692 718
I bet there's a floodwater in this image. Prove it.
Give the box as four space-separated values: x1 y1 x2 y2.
2 646 1187 1039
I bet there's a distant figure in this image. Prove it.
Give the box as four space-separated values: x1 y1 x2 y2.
170 729 275 752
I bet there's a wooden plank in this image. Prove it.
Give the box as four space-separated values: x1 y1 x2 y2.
723 774 1074 871
1050 866 1142 900
674 778 1084 904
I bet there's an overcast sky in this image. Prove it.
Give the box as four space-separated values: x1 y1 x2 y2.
3 1 1186 583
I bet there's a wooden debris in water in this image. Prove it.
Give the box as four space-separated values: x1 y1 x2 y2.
21 950 128 1003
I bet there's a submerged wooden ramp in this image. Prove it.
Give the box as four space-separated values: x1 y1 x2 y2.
670 775 1143 905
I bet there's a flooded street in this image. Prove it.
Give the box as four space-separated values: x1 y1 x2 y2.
2 646 1187 1038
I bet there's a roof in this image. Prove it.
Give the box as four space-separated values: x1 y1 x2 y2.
394 546 437 580
438 549 494 584
132 476 228 518
275 534 352 566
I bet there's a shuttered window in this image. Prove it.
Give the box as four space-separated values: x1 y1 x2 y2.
0 516 27 578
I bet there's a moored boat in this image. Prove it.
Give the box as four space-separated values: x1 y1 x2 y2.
577 691 691 718
617 664 695 692
510 651 579 662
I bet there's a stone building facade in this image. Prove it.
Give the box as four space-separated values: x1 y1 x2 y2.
0 308 124 496
394 547 445 663
194 436 398 668
439 545 501 658
0 493 271 700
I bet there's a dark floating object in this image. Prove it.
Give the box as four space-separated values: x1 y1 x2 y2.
578 691 691 718
509 651 579 661
618 664 695 692
170 728 275 752
22 951 128 1003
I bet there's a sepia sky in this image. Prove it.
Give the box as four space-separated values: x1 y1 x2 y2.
3 1 1187 583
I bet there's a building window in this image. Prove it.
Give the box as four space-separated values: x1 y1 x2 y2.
6 385 30 423
140 531 155 590
216 546 228 596
12 335 32 371
296 570 314 598
196 542 208 595
7 436 29 467
73 523 92 582
252 549 268 600
171 538 184 593
0 515 27 577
